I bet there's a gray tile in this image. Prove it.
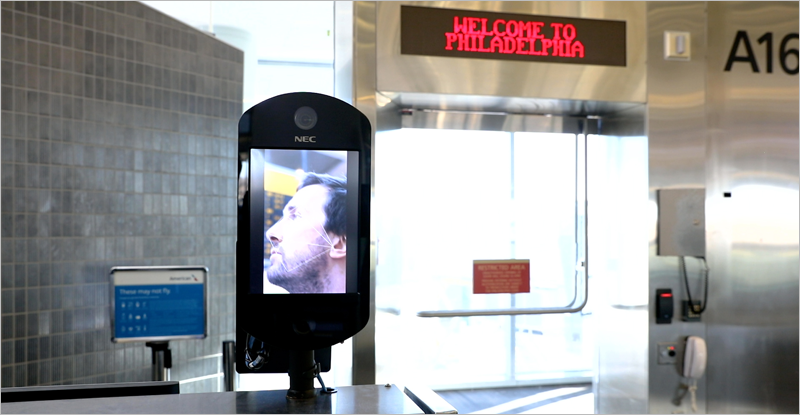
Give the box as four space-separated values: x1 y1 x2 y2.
1 265 12 289
50 308 62 333
1 86 12 111
25 263 38 286
14 314 24 338
50 333 62 358
39 263 52 287
24 14 37 41
37 361 51 384
1 189 11 214
47 358 61 383
26 286 38 312
37 1 50 18
39 287 51 311
73 2 83 26
12 213 26 239
13 263 24 288
14 362 26 387
13 288 25 313
1 340 12 366
1 289 13 314
26 334 38 360
24 361 37 385
63 308 73 332
51 20 63 47
11 113 24 137
50 40 64 70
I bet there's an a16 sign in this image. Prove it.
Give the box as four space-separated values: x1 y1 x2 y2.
725 30 799 75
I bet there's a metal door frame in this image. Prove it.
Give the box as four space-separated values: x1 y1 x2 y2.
334 0 645 386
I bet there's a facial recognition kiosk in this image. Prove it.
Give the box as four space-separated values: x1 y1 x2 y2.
236 92 372 399
110 266 208 381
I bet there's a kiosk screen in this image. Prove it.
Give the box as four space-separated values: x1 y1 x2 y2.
249 148 359 294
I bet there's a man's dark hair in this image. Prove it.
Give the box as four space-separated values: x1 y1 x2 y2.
298 172 346 237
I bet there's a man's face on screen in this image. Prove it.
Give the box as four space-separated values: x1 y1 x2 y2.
265 184 334 293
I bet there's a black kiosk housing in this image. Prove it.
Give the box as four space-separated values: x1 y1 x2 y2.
235 93 371 395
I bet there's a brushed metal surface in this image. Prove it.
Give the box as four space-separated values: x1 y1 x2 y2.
403 384 459 414
1 385 425 414
657 189 706 257
376 1 647 104
397 109 585 133
646 3 709 414
335 1 379 386
705 2 799 413
646 2 799 414
380 91 644 117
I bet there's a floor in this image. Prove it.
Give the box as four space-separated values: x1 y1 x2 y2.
436 384 594 414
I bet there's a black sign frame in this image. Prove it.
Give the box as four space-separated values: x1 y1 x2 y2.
400 5 627 67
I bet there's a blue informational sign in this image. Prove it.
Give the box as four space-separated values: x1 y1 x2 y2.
110 267 207 343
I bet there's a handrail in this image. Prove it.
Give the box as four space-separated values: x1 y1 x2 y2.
417 122 590 318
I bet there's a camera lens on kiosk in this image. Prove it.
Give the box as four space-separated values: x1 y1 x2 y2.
294 106 317 130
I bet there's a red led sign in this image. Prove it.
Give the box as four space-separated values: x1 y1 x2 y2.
401 6 626 67
445 17 584 58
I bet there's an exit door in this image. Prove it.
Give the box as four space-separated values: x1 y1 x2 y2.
373 112 594 389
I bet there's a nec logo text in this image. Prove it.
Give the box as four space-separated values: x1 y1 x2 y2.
294 136 316 143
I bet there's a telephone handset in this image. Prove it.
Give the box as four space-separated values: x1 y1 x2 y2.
675 335 707 412
682 336 707 379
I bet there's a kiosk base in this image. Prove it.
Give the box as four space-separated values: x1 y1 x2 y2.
287 350 317 399
287 349 336 399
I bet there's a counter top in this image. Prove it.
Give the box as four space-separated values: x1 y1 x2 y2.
2 384 430 414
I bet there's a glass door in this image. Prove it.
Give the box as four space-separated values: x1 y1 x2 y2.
373 120 591 389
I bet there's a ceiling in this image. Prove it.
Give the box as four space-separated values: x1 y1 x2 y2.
140 1 334 63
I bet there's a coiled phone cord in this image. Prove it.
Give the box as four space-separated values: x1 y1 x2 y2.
687 378 698 412
679 256 709 314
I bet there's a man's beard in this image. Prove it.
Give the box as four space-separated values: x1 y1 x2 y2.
266 238 330 293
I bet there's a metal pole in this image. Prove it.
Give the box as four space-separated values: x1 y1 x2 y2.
153 349 167 381
146 341 170 382
222 341 236 392
287 349 317 399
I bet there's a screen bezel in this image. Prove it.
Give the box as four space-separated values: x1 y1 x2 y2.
236 92 371 356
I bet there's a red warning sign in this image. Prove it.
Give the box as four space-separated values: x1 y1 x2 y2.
473 260 530 294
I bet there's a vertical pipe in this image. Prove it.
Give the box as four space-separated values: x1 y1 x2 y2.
287 350 317 399
147 342 170 382
222 341 236 392
509 133 516 381
152 349 167 382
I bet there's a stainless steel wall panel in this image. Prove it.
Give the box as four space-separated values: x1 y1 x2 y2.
646 2 709 414
335 0 380 386
647 2 799 414
378 91 644 117
705 2 799 413
376 2 647 105
397 109 585 134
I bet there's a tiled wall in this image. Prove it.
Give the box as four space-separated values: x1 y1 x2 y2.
1 1 242 392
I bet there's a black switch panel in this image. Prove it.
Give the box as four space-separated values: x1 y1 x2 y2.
656 289 674 324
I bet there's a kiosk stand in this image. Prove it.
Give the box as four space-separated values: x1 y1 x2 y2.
286 350 336 399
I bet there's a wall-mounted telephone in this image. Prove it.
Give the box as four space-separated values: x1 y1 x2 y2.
682 335 707 379
674 335 707 412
